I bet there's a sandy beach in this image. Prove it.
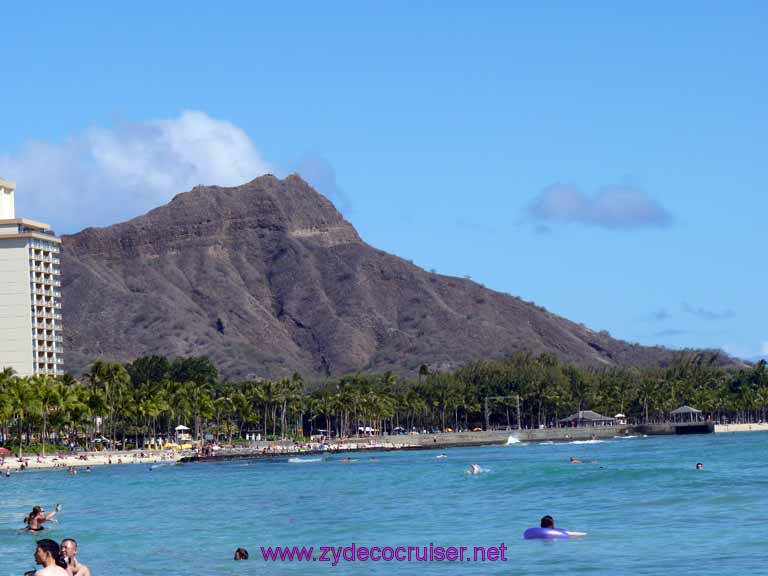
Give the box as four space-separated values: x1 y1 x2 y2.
714 423 768 433
1 450 185 471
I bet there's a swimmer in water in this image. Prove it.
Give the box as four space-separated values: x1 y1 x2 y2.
570 456 598 464
540 515 586 537
24 504 62 532
470 464 482 474
696 462 703 470
24 539 69 575
60 538 91 576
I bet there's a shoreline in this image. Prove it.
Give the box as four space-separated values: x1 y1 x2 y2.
1 450 185 472
714 422 768 433
5 424 767 472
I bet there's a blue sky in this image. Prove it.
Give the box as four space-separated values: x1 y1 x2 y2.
1 2 766 358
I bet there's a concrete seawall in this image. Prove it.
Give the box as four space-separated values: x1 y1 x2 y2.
182 427 635 464
510 426 629 442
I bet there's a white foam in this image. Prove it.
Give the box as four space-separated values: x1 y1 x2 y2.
288 457 322 463
506 435 521 445
568 439 604 444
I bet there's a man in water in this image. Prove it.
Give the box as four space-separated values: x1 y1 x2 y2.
470 464 482 474
696 462 703 470
540 515 586 537
61 538 91 576
234 548 249 560
25 539 69 575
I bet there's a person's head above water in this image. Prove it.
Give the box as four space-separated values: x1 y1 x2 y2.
60 538 78 559
25 506 42 523
540 515 555 528
234 548 249 561
35 539 68 569
696 462 703 470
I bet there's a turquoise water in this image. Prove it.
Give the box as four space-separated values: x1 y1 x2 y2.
2 432 767 575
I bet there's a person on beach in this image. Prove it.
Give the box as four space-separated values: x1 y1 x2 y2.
24 504 62 532
60 538 91 576
540 515 586 537
24 539 69 575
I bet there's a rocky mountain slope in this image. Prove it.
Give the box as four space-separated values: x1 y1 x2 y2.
62 175 692 379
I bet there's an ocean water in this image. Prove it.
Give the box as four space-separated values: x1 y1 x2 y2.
2 432 767 575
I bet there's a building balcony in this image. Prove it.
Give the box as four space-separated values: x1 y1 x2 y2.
33 311 55 320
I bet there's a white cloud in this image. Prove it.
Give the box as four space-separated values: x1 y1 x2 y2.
0 111 272 233
528 183 672 229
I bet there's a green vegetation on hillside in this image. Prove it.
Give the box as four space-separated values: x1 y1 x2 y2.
1 352 766 452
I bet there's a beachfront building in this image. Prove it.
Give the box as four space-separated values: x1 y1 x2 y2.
560 410 616 427
0 178 63 376
670 405 703 423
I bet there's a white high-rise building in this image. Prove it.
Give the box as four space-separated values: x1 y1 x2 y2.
0 178 64 376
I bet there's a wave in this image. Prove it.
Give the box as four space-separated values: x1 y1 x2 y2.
568 439 604 444
506 436 521 445
614 435 638 439
288 457 322 463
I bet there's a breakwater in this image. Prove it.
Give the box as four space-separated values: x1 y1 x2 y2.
181 426 634 464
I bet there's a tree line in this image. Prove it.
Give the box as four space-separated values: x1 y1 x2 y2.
1 351 767 454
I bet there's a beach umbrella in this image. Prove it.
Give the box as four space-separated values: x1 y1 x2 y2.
174 425 190 431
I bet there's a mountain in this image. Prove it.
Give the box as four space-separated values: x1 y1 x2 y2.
61 175 710 380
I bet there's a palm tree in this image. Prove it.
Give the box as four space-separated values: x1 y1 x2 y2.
34 375 62 456
7 376 40 458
